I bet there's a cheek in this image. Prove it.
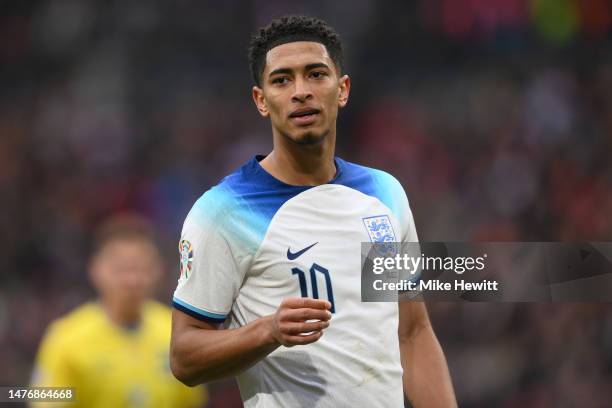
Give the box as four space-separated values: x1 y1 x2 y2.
94 269 121 293
265 93 286 117
322 86 340 106
324 92 340 117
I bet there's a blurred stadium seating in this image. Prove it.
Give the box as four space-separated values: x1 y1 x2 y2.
0 1 611 406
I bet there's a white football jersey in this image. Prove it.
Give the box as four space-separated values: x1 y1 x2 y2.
173 155 418 408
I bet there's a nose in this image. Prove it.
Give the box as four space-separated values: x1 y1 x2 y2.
120 266 148 290
291 77 313 103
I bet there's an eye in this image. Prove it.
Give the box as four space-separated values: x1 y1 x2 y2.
272 76 289 85
310 71 327 79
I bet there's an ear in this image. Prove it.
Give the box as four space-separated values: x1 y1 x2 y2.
338 75 351 108
252 86 269 117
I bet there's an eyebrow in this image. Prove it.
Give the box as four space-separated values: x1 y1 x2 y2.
268 63 331 78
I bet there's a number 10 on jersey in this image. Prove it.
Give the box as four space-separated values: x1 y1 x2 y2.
292 263 335 313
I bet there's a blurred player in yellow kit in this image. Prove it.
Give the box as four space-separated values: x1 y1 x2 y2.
31 214 206 408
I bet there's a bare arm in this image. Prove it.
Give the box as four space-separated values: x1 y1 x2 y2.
170 297 332 386
399 300 456 408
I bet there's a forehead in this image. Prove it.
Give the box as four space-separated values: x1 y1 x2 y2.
99 238 157 259
264 41 332 73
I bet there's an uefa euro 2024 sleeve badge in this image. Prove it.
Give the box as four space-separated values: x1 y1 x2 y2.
179 239 194 280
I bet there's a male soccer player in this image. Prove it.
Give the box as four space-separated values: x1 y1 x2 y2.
32 214 206 408
171 16 456 407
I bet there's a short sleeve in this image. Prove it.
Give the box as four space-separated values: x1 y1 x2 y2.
367 168 419 244
173 199 243 323
396 186 419 243
31 322 73 387
30 322 79 407
388 177 422 298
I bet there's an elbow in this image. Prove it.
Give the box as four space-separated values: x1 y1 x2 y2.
170 347 203 387
170 355 193 386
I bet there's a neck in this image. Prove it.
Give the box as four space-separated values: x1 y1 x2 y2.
261 128 337 186
99 298 142 328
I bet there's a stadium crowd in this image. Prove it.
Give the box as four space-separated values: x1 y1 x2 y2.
1 1 611 406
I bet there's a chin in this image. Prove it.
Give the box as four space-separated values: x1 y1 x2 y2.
290 129 328 145
119 293 146 305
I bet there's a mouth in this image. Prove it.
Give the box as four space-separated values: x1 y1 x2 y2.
289 107 321 126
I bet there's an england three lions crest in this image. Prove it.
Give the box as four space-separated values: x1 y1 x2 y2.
363 215 398 257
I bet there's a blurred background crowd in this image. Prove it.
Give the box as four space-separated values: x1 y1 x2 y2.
1 0 611 406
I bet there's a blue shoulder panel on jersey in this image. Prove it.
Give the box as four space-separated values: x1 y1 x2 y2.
189 156 312 252
333 157 405 221
189 156 405 253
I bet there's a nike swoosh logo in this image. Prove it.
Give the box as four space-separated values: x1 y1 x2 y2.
287 242 318 260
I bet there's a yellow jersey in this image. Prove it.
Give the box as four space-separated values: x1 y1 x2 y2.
31 301 206 408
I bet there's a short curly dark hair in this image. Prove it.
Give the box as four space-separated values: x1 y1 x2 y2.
248 16 344 87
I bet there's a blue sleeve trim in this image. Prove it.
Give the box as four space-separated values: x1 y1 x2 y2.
172 297 227 323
